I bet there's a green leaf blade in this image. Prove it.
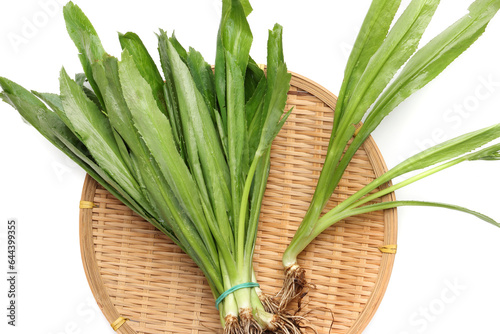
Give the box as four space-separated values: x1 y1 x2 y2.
367 0 500 131
63 1 106 106
118 51 222 267
343 0 440 130
166 41 232 219
334 0 401 133
186 47 217 118
225 50 247 224
158 30 186 158
221 0 253 75
59 68 143 204
119 32 167 115
0 77 156 224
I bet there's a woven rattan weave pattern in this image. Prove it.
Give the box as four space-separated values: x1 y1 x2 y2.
80 72 397 334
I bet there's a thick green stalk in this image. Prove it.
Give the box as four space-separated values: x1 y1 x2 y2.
244 148 272 266
237 153 261 265
282 134 347 268
232 150 270 313
219 253 239 320
230 158 260 313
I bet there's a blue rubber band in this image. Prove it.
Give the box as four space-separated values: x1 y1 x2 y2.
215 282 260 310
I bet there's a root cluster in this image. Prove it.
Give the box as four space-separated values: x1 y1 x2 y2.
224 315 243 334
240 309 263 334
223 304 309 334
262 307 311 334
276 264 310 311
224 265 317 334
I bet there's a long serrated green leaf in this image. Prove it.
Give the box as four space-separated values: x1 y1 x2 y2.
246 26 281 159
235 23 290 280
247 77 267 159
187 47 217 119
215 0 254 130
256 63 291 156
36 82 138 185
89 55 189 234
59 68 144 205
215 29 227 128
90 55 177 218
0 77 83 155
118 51 198 220
63 1 105 107
341 0 439 134
220 0 253 75
90 55 148 158
0 77 156 224
118 52 226 293
158 30 186 158
305 0 441 219
226 50 247 226
91 56 176 217
119 32 167 115
51 122 155 222
166 41 234 251
253 25 291 157
320 0 500 232
118 51 222 266
362 0 500 139
334 0 401 134
0 77 48 125
63 2 105 62
266 24 284 91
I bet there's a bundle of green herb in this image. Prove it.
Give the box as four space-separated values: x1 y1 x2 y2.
2 0 500 332
0 0 297 333
279 0 500 308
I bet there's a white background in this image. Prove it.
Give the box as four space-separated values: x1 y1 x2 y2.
1 1 499 333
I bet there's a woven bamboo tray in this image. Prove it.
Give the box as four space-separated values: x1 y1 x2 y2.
80 72 397 334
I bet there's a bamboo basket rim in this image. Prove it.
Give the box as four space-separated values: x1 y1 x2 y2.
80 71 398 334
